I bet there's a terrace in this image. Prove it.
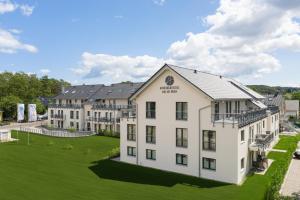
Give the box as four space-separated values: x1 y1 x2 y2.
211 106 279 128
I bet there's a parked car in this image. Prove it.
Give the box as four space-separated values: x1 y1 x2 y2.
37 113 48 121
294 149 300 159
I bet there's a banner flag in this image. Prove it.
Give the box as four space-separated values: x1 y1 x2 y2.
28 104 37 122
17 104 25 122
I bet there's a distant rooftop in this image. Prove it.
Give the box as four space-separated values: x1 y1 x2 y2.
262 94 284 107
54 82 143 100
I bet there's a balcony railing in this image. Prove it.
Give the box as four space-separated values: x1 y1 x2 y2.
86 117 120 123
92 104 135 110
249 133 274 151
121 105 137 118
48 104 83 109
53 114 64 119
212 106 279 128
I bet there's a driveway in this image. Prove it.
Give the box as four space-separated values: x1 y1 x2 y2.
281 157 300 198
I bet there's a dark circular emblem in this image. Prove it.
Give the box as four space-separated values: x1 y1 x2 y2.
165 76 174 86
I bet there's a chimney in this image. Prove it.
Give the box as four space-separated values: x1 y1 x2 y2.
194 69 197 74
61 85 65 93
220 75 222 79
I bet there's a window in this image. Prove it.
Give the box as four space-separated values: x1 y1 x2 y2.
70 121 74 127
87 111 90 117
176 128 188 148
176 154 187 166
241 158 245 170
146 149 156 160
94 112 97 119
235 101 240 113
50 120 53 125
87 122 91 131
146 102 156 118
127 146 136 157
76 122 79 130
50 110 54 118
263 120 265 128
203 130 216 151
127 124 136 141
76 111 79 119
203 158 216 170
241 130 245 142
70 111 74 119
176 102 188 120
146 126 156 144
226 101 232 117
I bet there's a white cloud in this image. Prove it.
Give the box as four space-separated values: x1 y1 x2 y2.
72 52 164 82
74 0 300 83
0 1 36 54
153 0 166 6
19 4 34 16
40 69 51 75
8 29 22 34
0 0 34 16
0 0 16 14
0 28 38 53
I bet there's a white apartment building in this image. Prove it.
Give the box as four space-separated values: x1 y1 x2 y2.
48 82 142 134
120 64 280 184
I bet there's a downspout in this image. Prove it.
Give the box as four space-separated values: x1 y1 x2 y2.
136 103 139 165
198 104 211 178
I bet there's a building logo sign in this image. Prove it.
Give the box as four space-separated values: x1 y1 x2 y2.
165 76 174 85
160 76 179 94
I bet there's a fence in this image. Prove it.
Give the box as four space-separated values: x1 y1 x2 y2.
18 127 95 138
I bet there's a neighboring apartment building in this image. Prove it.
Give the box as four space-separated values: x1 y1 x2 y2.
284 100 299 120
262 94 285 129
48 82 142 133
120 64 280 184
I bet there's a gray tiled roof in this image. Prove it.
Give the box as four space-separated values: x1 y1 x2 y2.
54 82 143 101
262 94 284 107
54 84 104 100
89 82 143 101
168 64 257 100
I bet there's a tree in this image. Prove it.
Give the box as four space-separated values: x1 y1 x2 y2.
32 98 46 114
0 95 22 119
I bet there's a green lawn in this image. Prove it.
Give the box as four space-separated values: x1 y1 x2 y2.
0 132 299 200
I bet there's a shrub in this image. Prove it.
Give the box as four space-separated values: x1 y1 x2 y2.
107 147 120 159
67 128 76 133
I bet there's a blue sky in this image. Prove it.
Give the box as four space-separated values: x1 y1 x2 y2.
0 0 300 87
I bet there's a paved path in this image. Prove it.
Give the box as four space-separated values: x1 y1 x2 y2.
281 158 300 198
0 121 46 131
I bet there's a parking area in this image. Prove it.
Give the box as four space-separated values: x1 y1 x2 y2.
281 158 300 197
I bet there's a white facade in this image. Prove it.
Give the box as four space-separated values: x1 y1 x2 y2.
47 83 141 134
285 100 299 119
120 64 280 184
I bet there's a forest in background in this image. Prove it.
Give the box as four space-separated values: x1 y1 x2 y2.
0 72 70 120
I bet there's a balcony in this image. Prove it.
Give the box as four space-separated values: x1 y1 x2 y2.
92 104 135 110
48 104 83 109
51 114 65 119
212 106 279 128
86 117 120 123
249 133 274 152
120 105 137 118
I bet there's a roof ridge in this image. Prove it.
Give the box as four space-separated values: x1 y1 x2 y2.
166 63 225 78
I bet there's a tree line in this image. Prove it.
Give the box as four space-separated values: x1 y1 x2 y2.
0 72 70 120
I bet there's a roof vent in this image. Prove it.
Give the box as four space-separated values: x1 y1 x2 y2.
194 69 197 74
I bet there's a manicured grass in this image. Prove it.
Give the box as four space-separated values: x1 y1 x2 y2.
0 132 299 200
